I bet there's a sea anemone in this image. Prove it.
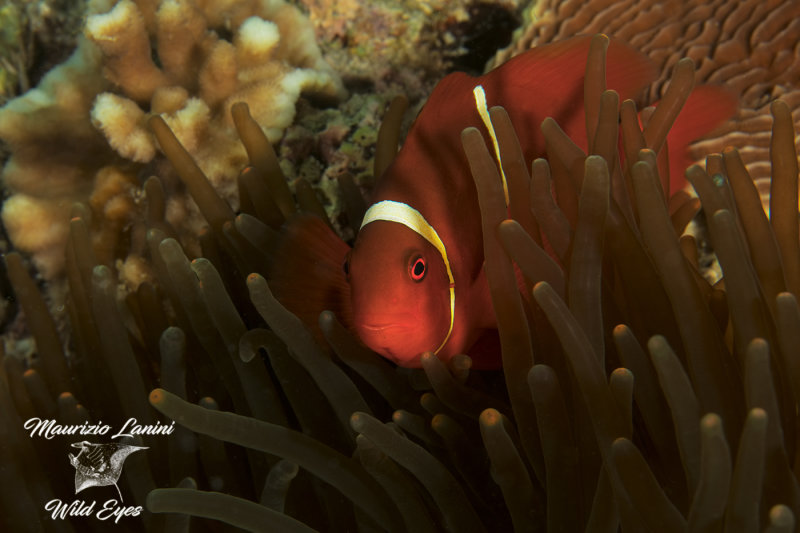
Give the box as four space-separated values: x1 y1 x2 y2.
1 32 799 532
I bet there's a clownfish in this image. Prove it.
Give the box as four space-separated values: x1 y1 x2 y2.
269 36 735 369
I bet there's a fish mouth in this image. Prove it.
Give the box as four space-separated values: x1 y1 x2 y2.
356 314 416 333
355 320 417 363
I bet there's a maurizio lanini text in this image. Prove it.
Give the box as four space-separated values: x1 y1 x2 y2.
24 418 175 440
46 499 142 524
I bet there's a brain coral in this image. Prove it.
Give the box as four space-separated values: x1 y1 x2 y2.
0 0 345 280
493 0 800 207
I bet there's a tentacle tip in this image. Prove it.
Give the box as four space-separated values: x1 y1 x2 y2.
611 367 632 379
612 324 629 335
777 291 797 304
239 348 256 363
611 437 631 456
92 264 111 279
710 209 733 225
479 408 501 426
318 309 335 326
540 116 556 130
460 126 481 141
585 154 608 169
452 354 472 370
601 89 619 100
199 397 217 409
532 280 551 296
646 334 668 351
700 412 722 429
149 388 165 405
430 413 445 429
636 149 657 162
768 504 794 526
230 101 248 114
162 326 184 340
488 105 509 122
528 364 551 382
770 99 788 115
349 411 370 433
747 407 768 426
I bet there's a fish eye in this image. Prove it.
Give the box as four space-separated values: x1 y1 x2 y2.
409 256 426 281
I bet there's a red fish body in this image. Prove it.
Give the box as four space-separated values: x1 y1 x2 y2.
271 36 735 369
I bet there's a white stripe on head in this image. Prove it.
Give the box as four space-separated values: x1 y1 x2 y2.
360 200 455 355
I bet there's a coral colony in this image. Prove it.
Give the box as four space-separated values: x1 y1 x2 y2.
0 0 799 532
0 0 344 280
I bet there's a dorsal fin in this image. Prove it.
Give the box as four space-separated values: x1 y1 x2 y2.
665 84 738 192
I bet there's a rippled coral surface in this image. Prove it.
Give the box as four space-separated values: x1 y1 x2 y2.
494 0 800 208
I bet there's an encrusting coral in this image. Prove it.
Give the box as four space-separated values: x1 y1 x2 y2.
0 0 344 280
300 0 522 100
1 28 799 531
494 0 800 209
0 0 86 106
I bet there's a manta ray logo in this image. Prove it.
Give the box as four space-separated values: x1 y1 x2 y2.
68 441 148 501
